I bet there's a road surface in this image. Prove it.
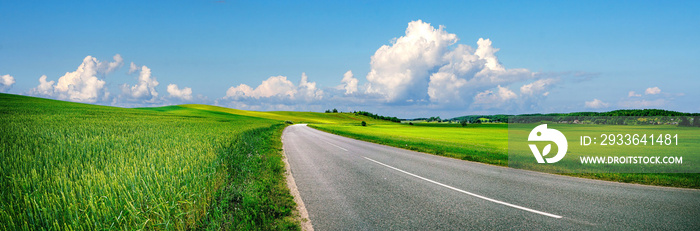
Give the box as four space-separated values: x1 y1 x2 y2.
282 124 700 230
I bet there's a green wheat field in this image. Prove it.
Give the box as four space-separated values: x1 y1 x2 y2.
0 94 295 230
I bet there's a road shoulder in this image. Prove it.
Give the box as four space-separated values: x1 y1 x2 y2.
282 125 314 231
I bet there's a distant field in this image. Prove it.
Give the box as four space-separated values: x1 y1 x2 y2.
179 104 393 125
311 123 509 165
0 94 298 230
311 122 700 188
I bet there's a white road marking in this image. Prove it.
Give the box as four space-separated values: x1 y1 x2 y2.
363 157 563 219
323 140 348 152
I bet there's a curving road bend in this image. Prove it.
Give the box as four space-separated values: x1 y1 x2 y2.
282 124 700 230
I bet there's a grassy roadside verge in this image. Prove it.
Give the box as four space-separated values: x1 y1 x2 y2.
309 124 700 189
198 124 299 230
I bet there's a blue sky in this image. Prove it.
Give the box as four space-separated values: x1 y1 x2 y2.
1 0 698 118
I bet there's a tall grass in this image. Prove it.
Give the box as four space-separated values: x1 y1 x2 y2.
199 126 298 230
0 94 298 230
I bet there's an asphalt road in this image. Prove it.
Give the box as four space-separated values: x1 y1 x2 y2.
282 124 700 230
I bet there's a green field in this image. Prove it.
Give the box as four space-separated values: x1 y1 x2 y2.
0 94 298 230
179 104 394 125
311 123 509 165
311 122 700 188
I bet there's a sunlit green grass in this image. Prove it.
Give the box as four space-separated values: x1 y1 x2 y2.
0 94 298 230
312 123 509 165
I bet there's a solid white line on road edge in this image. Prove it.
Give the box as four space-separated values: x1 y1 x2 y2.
323 140 348 152
363 157 563 219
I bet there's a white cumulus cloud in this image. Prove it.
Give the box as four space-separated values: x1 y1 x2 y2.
427 39 533 106
1 74 16 92
471 85 517 109
297 73 324 101
520 78 557 96
340 70 359 95
427 71 469 105
99 54 123 74
224 73 323 101
215 20 559 113
225 75 296 99
628 91 641 97
361 20 536 108
128 62 139 74
30 75 55 96
585 99 610 109
28 55 122 103
121 63 159 102
167 84 193 101
366 20 457 102
221 73 325 110
645 87 661 95
225 84 255 100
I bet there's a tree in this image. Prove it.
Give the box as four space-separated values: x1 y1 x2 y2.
361 121 367 126
460 120 467 127
325 109 331 113
333 108 338 113
355 110 401 123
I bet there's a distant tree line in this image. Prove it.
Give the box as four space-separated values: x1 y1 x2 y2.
516 109 698 117
324 109 700 127
323 109 402 123
451 115 509 124
451 109 700 125
354 111 401 123
508 115 700 126
405 116 445 122
505 110 700 126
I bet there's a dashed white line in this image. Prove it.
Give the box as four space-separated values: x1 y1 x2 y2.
323 140 348 151
363 156 563 219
